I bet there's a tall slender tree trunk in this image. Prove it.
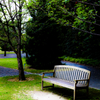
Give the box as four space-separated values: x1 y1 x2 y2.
17 29 26 80
16 0 25 81
4 45 6 56
17 49 26 80
4 50 6 56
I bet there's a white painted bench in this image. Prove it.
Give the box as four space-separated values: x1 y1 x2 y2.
41 65 91 100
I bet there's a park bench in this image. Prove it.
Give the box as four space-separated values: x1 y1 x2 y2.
41 65 91 100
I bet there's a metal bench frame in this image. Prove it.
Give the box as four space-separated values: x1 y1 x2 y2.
41 65 91 100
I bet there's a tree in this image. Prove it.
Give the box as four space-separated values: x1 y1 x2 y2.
25 0 66 69
0 0 29 80
45 0 100 35
30 0 100 59
26 0 100 36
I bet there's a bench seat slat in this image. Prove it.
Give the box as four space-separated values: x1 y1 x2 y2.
43 78 74 89
43 78 88 90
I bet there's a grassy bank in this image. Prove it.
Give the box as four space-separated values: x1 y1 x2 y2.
62 56 100 67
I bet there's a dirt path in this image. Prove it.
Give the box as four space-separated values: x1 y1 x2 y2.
29 91 67 100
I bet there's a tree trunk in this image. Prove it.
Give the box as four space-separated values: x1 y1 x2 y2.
17 51 26 80
26 52 28 58
17 0 25 81
4 50 6 56
4 44 6 56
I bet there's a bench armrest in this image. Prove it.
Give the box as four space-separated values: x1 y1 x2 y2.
42 72 54 78
75 79 89 82
74 79 89 85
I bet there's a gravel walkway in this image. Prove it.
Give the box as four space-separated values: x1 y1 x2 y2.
0 66 33 77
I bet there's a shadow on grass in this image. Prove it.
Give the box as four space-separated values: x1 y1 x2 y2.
43 85 100 100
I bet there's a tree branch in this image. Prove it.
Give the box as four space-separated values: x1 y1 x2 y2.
32 2 100 36
71 0 100 7
0 38 8 43
0 2 8 23
55 4 100 27
12 0 19 7
58 19 100 36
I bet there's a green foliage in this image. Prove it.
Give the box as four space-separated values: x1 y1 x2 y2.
45 0 100 60
64 0 70 3
25 0 67 69
64 27 100 59
25 0 100 66
1 43 12 51
73 2 96 33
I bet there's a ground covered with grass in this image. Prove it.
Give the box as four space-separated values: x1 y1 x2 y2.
0 58 53 73
0 75 41 100
0 75 100 100
0 57 100 100
0 50 15 54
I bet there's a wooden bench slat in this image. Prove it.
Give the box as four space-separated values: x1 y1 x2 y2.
43 77 88 89
43 77 75 89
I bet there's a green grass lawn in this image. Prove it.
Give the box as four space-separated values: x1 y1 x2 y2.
0 58 53 73
0 75 41 100
0 58 100 100
0 50 15 54
0 58 18 69
0 75 100 100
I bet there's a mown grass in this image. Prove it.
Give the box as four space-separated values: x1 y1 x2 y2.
0 50 15 54
0 58 53 73
62 56 100 67
0 58 18 69
0 75 100 100
0 57 100 100
0 74 41 100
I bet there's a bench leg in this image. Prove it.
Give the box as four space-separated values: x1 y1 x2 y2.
52 84 54 88
86 87 89 97
74 88 76 100
41 80 43 90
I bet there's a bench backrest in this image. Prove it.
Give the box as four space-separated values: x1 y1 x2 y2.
54 65 91 85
